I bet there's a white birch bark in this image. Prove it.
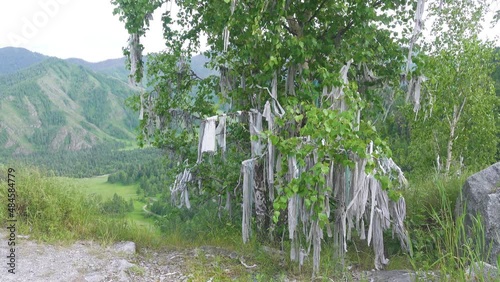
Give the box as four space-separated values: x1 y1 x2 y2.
445 97 466 173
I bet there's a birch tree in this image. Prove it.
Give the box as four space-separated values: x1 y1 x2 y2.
405 0 498 174
111 0 423 274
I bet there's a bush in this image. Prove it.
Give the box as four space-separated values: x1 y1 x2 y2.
101 193 134 215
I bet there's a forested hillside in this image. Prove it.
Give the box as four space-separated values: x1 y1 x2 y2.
0 57 138 155
66 57 129 82
0 48 215 158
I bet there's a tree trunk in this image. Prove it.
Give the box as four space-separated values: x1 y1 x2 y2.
445 120 456 173
445 98 466 173
254 161 268 240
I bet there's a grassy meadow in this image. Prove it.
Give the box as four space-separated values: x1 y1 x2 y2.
65 174 137 199
59 174 159 232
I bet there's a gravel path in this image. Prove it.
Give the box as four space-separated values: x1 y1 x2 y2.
0 232 188 282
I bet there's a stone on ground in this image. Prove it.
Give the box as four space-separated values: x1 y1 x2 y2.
456 162 500 265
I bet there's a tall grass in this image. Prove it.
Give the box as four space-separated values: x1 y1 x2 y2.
155 199 243 248
0 165 162 248
404 172 499 280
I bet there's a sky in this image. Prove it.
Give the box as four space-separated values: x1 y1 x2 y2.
0 0 499 63
0 0 168 62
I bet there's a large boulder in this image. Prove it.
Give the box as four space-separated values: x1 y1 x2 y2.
456 162 500 265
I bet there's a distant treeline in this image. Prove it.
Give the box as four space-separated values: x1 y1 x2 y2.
107 157 171 197
4 143 165 178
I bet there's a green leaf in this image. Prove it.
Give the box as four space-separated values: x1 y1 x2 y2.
273 211 280 223
318 213 328 226
378 175 391 190
269 134 279 145
304 198 311 208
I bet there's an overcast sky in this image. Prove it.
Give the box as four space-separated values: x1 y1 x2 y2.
0 0 168 62
0 1 499 63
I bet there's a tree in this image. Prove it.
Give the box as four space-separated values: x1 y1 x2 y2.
102 193 134 215
405 0 498 174
111 0 432 274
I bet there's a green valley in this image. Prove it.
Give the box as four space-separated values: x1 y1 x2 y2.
64 174 159 232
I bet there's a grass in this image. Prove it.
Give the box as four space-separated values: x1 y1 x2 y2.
61 175 138 200
2 164 498 281
0 165 163 249
117 141 141 151
402 172 500 281
63 174 159 232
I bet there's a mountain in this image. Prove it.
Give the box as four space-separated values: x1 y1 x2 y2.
0 47 217 156
0 47 48 75
190 54 217 78
68 54 216 82
0 57 139 156
0 47 215 82
66 57 129 82
66 57 126 70
0 47 129 82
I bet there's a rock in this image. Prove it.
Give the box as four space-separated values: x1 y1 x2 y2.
114 259 136 271
466 261 499 281
456 162 500 265
360 270 440 282
84 272 105 282
113 241 136 255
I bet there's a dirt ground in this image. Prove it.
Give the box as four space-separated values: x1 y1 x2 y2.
0 232 188 282
0 231 442 282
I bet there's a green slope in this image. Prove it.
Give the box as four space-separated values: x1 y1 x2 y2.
0 58 139 155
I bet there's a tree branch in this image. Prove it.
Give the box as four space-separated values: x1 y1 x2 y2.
306 0 328 24
190 69 202 80
334 20 354 47
282 23 298 36
333 0 384 47
455 96 467 123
